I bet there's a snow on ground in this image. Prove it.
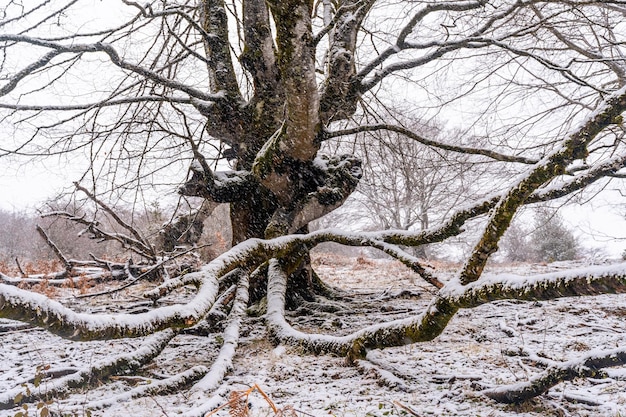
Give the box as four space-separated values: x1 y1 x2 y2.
1 255 626 416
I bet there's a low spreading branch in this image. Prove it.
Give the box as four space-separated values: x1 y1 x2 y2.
0 274 218 340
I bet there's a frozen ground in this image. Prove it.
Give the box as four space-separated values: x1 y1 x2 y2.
1 254 626 416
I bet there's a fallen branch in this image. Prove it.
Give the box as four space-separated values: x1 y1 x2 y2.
483 347 626 403
0 268 123 286
354 359 412 392
76 246 205 299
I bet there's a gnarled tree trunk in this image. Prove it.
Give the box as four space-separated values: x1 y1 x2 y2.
177 0 368 306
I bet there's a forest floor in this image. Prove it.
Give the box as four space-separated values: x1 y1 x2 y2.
1 253 626 417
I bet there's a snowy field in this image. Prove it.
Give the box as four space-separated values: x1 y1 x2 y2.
1 254 626 417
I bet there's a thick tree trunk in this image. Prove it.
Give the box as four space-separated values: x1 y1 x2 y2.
230 199 329 308
184 0 364 312
229 189 278 245
230 193 332 309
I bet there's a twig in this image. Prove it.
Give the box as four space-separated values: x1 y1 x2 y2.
74 182 156 260
394 401 421 416
14 257 26 277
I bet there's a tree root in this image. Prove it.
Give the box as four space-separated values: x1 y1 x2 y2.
354 356 412 392
483 347 626 403
67 365 210 412
265 258 457 358
0 329 176 410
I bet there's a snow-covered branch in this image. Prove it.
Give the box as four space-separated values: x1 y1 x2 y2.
459 84 626 285
0 274 218 340
0 329 176 410
483 346 626 403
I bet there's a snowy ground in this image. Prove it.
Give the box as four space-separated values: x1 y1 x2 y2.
2 254 626 416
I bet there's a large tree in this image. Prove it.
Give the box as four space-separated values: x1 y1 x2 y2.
2 0 626 413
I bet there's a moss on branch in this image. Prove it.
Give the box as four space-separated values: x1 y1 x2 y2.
1 330 176 410
483 347 626 403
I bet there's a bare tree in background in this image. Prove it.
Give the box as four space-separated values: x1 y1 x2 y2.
333 121 497 257
499 219 535 262
0 209 39 263
1 0 626 412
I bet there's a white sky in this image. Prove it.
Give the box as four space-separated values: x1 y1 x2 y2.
563 196 626 258
0 171 68 211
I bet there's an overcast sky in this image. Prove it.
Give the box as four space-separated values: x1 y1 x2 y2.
0 170 67 211
1 1 626 260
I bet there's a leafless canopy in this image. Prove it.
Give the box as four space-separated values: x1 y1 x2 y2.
1 0 626 414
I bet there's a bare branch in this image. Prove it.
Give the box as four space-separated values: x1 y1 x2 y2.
74 183 156 260
0 35 224 102
0 95 192 111
35 225 71 271
356 0 488 82
325 124 538 164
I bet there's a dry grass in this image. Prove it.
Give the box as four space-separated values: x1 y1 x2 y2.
0 259 63 276
310 252 355 267
205 384 299 417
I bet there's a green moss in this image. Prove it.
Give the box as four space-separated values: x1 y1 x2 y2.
251 123 285 179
